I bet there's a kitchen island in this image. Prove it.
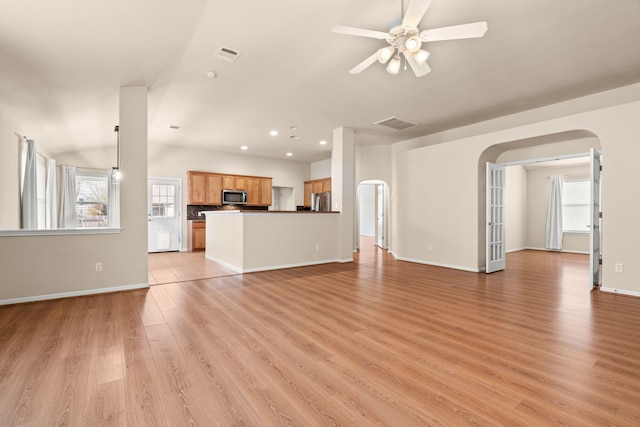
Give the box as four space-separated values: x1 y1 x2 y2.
203 210 343 273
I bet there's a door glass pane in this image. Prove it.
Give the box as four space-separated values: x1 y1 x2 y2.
151 184 176 218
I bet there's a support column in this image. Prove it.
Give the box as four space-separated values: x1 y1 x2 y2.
332 127 355 261
119 86 148 281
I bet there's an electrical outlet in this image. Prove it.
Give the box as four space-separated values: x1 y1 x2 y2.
427 245 433 251
315 244 320 251
615 263 623 273
95 262 103 272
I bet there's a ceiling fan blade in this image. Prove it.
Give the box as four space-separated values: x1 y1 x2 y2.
402 0 433 29
404 52 431 77
420 21 488 42
349 52 379 74
331 25 388 40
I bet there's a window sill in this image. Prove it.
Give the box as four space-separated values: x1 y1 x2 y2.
0 228 123 237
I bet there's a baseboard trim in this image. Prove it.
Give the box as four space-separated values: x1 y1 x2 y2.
395 256 482 273
204 255 350 274
599 287 640 298
0 282 150 306
524 247 589 255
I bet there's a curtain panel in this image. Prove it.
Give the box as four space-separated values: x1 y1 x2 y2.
545 176 563 250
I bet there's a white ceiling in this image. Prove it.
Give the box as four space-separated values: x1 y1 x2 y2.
2 0 640 163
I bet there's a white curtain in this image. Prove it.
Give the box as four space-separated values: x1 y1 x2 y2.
21 139 38 229
545 176 563 250
59 165 77 228
45 158 57 229
108 168 120 228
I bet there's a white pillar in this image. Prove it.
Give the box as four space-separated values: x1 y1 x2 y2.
119 86 148 281
332 127 355 261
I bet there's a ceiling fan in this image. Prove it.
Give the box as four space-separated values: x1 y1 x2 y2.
331 0 487 77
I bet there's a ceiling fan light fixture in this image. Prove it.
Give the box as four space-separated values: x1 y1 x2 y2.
386 55 401 74
377 46 395 64
405 35 422 53
414 49 430 66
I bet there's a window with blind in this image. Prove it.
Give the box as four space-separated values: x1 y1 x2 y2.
76 172 109 228
562 179 590 233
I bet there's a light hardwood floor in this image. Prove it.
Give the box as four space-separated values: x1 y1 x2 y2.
1 241 640 426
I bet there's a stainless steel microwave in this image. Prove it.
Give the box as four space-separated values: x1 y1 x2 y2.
222 190 247 205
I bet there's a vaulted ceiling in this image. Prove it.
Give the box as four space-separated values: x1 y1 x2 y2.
2 0 640 162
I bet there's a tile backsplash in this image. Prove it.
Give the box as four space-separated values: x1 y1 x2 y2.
187 205 268 220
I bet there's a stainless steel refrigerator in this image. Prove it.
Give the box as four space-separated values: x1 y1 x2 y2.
310 192 331 212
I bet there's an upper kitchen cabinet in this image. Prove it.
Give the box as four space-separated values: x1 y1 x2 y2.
222 175 246 191
188 171 223 205
188 171 272 207
246 177 272 206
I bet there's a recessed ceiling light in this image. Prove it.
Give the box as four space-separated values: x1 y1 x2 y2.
319 140 327 145
240 145 248 150
270 130 278 136
169 125 180 130
286 152 293 157
290 125 298 130
205 70 216 78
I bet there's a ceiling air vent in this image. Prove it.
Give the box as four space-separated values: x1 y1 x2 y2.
215 46 242 63
374 116 418 130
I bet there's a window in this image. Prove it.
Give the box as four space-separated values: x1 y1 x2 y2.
151 184 176 218
562 179 590 233
76 172 109 228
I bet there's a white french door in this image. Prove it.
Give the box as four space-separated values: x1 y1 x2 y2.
148 177 181 253
486 162 506 273
589 149 602 288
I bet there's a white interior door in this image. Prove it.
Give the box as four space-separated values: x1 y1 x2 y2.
486 163 506 273
148 177 181 253
590 149 602 288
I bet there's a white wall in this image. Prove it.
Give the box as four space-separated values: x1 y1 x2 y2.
391 83 640 295
505 165 527 252
358 184 375 236
526 164 590 253
0 107 22 229
310 158 331 179
0 87 149 304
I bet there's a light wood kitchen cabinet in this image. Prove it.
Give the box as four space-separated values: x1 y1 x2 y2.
188 221 206 251
223 175 246 191
258 178 272 206
205 174 222 205
304 177 331 208
303 181 312 207
188 171 223 205
188 171 272 206
246 177 272 206
322 177 332 192
187 171 207 204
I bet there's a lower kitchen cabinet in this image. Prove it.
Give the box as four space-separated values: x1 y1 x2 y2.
189 221 206 251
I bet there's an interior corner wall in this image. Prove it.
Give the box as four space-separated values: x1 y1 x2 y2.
505 165 527 252
525 164 590 253
391 84 640 294
0 107 22 229
0 86 149 304
310 158 331 179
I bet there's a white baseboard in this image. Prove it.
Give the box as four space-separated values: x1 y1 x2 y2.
204 255 351 273
395 256 482 273
0 282 149 306
599 287 640 298
524 247 589 255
